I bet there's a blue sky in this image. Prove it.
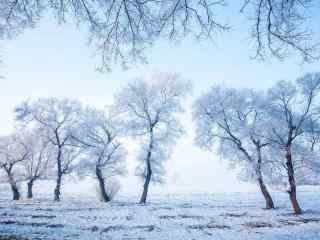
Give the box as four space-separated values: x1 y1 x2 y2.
0 4 320 196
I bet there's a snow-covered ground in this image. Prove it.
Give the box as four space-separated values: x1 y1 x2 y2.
0 190 320 240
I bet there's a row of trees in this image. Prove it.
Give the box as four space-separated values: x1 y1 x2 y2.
193 72 320 214
0 73 191 203
1 72 320 215
0 74 191 203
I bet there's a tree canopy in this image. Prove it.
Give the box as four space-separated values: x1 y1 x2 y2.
0 0 318 70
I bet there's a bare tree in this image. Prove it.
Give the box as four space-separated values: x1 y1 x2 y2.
193 86 275 209
1 0 317 70
263 72 320 214
115 73 191 203
15 98 83 201
22 127 53 199
241 0 319 62
74 107 127 202
0 0 228 70
0 132 30 200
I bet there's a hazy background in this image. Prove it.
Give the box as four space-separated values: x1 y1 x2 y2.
1 3 319 198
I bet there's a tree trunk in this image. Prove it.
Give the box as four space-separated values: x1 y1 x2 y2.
7 171 20 201
289 188 302 214
96 166 110 202
255 142 275 209
54 147 62 201
139 159 152 204
10 183 20 201
54 174 62 201
139 130 154 204
27 179 34 199
257 177 275 209
285 148 302 214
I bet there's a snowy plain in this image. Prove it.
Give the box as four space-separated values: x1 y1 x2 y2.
0 188 320 240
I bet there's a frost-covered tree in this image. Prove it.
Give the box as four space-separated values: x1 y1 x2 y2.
15 98 83 201
22 127 54 199
115 73 191 203
263 73 320 214
74 107 127 202
261 138 320 192
302 119 320 177
193 86 275 209
0 132 30 200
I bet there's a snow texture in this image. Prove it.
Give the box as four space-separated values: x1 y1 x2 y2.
0 190 320 240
